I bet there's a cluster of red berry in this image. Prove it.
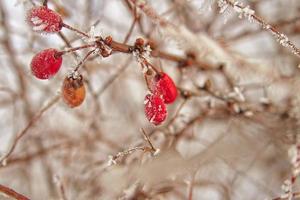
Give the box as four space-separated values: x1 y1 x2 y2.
27 6 85 108
27 5 178 125
144 73 177 126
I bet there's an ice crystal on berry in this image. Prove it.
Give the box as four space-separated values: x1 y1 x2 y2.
144 94 167 126
27 6 63 33
30 48 62 79
152 73 177 104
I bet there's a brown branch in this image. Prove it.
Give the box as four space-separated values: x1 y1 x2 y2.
0 184 30 200
101 36 217 70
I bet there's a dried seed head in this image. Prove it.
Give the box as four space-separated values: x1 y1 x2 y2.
62 75 86 108
135 38 145 47
104 36 113 46
152 73 178 104
30 48 62 79
144 94 167 126
27 6 63 33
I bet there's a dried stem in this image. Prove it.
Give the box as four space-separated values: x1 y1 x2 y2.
140 128 156 152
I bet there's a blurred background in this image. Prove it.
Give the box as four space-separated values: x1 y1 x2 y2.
0 0 300 199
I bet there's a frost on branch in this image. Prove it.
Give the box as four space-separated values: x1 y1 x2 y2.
216 0 300 57
132 44 152 74
217 0 229 14
132 45 152 64
277 34 289 48
280 179 293 200
217 0 255 21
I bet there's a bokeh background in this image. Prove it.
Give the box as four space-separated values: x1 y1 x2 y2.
0 0 300 199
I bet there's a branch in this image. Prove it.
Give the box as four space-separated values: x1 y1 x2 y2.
0 95 60 165
0 184 30 200
218 0 300 58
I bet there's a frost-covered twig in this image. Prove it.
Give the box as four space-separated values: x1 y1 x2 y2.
218 0 300 58
107 146 150 166
274 138 300 200
107 128 159 167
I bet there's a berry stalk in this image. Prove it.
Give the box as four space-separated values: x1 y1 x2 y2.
57 44 96 56
73 49 96 72
62 23 89 38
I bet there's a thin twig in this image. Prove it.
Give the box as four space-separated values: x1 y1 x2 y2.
54 175 68 200
123 5 138 44
108 146 150 166
96 57 132 97
220 0 300 58
58 44 96 56
74 49 96 72
0 95 60 165
140 128 156 152
187 173 196 200
62 23 90 38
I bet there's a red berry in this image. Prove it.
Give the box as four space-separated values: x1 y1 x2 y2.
30 48 62 79
152 73 177 104
27 6 63 33
144 94 167 126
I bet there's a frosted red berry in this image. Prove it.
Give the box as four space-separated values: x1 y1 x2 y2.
30 48 62 79
144 94 167 126
152 73 177 104
27 6 63 33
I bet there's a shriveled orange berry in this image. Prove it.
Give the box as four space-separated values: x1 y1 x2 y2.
62 75 86 108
